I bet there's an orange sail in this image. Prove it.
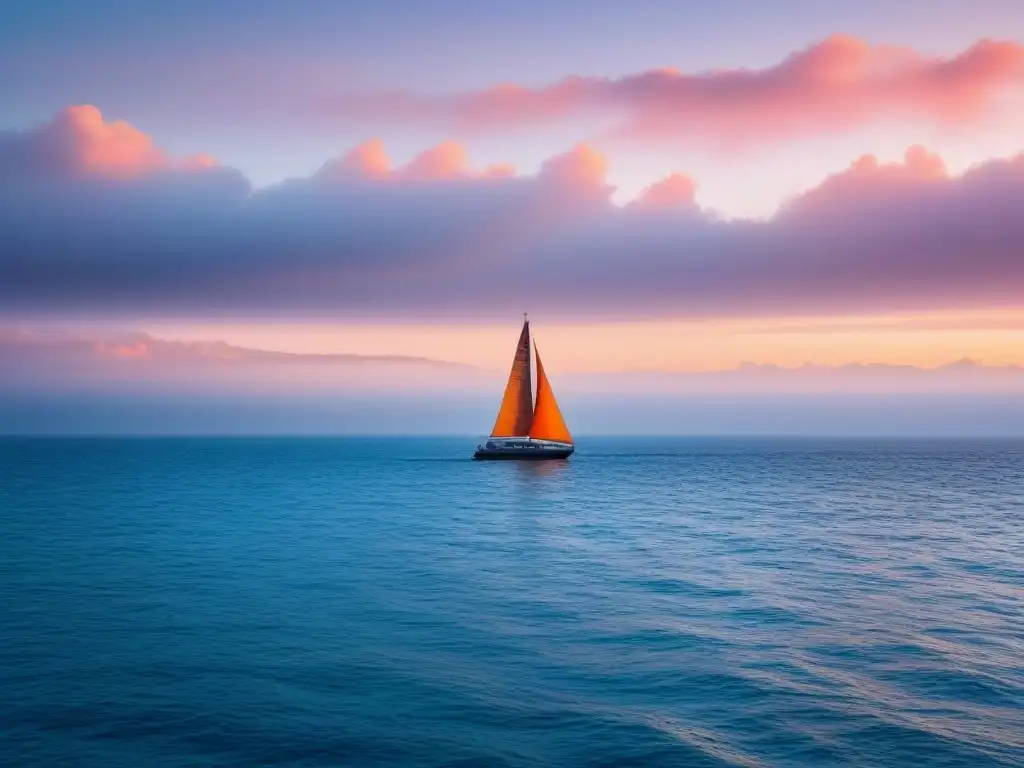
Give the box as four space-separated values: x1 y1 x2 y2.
529 343 573 444
490 319 534 437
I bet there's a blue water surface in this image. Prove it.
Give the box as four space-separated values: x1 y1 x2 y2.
2 437 1022 767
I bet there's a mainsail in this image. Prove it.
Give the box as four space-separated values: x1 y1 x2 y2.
528 343 573 443
490 318 534 437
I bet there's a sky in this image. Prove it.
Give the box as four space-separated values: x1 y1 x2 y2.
3 0 1024 432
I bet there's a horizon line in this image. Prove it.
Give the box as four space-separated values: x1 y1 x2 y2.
5 433 1024 440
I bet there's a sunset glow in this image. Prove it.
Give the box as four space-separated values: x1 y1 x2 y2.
4 0 1024 426
132 309 1024 373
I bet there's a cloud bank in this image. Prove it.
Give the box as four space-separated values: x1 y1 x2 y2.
0 328 478 395
6 329 1024 397
3 106 1024 320
323 36 1024 148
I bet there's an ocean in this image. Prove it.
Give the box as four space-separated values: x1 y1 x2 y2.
2 437 1022 767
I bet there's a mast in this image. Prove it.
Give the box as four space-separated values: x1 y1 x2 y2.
489 316 534 437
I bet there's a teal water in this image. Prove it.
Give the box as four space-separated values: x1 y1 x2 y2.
2 437 1022 767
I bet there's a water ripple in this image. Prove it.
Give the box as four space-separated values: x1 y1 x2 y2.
2 436 1022 767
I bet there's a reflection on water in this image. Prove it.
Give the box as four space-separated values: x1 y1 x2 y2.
514 458 571 479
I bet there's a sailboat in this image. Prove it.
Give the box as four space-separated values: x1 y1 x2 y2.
473 315 574 460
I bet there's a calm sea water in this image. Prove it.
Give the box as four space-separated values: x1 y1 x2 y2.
2 437 1022 767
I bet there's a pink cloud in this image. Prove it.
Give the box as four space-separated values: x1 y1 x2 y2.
0 105 221 180
317 138 392 180
314 137 514 183
778 145 950 221
633 173 698 209
537 143 607 188
94 339 154 360
4 105 1024 322
396 141 469 180
325 36 1024 148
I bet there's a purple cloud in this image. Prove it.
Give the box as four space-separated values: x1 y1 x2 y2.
2 106 1024 321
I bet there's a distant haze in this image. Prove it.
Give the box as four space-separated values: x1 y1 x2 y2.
4 329 1024 436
